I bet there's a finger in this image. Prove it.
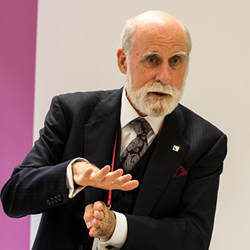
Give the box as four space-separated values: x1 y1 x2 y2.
89 224 104 238
93 201 105 211
105 169 124 182
89 227 96 237
92 165 111 180
112 174 132 186
83 204 94 227
93 201 106 220
94 210 104 220
89 225 103 238
120 180 139 191
92 218 101 228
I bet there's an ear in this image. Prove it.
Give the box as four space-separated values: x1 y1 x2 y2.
117 48 127 74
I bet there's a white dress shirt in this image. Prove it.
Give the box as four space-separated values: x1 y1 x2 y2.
66 88 165 250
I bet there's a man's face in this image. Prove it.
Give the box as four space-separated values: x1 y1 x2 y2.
123 22 189 116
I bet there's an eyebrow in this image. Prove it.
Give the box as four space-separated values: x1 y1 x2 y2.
142 51 160 58
142 51 188 58
172 51 188 57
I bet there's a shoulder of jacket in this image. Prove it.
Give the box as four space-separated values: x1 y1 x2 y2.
57 89 120 102
177 103 226 139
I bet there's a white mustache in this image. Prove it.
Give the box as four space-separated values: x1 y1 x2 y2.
145 82 174 95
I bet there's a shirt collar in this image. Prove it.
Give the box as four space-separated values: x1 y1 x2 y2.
120 88 165 134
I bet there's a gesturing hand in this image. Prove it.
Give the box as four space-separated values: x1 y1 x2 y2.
72 160 139 191
84 201 115 240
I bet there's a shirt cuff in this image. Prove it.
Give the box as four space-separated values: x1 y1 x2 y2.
66 157 88 198
98 211 127 249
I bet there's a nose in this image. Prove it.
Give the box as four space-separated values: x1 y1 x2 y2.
155 63 172 85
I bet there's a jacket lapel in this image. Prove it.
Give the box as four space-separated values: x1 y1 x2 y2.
133 106 189 215
82 89 122 204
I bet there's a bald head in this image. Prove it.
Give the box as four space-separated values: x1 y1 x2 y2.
121 11 191 55
135 10 181 26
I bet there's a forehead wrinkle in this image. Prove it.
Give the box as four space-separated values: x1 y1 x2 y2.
136 36 188 54
133 22 189 54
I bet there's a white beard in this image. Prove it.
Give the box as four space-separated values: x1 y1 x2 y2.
125 77 184 117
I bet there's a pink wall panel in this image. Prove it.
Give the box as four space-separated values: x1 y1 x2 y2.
0 0 38 249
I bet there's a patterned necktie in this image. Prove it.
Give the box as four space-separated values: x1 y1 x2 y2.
120 117 152 172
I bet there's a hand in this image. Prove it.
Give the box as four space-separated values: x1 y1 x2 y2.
84 201 116 240
72 160 139 191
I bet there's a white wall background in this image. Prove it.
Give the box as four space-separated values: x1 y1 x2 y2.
32 0 250 249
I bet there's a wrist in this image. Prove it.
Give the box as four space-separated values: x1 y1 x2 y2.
105 211 116 241
72 159 89 186
98 211 127 249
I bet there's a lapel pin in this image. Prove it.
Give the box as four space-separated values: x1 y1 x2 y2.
172 145 180 152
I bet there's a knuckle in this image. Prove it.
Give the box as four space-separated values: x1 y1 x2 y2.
94 201 100 207
98 200 105 207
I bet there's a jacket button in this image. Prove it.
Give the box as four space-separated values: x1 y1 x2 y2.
106 246 114 249
58 195 62 201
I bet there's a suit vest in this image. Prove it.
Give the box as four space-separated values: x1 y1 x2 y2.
109 129 159 214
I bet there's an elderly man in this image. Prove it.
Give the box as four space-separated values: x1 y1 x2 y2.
1 11 227 250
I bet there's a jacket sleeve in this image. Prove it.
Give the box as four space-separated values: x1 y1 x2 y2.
1 96 72 218
122 133 227 250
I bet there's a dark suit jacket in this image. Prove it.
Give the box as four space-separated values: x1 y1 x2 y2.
1 88 227 250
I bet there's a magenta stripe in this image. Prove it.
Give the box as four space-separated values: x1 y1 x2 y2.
0 0 38 249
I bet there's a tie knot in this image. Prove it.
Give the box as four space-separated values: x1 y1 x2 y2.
130 117 152 136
